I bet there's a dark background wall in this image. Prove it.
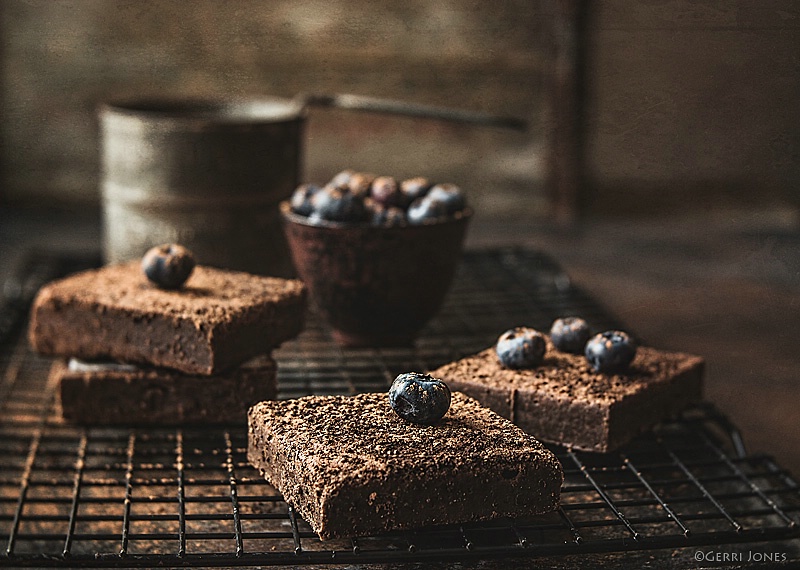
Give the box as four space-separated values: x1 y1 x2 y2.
585 2 800 215
0 0 551 224
1 1 798 220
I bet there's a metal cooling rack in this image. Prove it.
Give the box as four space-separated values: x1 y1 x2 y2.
0 248 798 567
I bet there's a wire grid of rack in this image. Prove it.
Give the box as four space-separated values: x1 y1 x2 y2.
0 248 798 567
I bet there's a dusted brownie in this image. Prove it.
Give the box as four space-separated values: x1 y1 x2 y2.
247 392 563 540
52 356 277 425
431 343 704 453
29 262 306 375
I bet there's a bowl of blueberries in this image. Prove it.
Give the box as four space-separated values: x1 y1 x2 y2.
281 169 472 347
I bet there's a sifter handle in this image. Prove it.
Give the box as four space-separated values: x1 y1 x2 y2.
297 92 527 132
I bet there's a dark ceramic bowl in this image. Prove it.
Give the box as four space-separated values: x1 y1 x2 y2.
281 202 472 347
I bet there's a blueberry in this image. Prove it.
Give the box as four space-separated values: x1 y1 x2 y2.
550 317 592 354
407 195 449 224
426 183 466 214
141 244 195 289
400 177 432 205
289 183 321 216
496 327 546 369
584 331 637 373
309 185 368 223
329 169 355 187
370 176 402 207
389 372 451 425
369 202 407 227
347 172 375 196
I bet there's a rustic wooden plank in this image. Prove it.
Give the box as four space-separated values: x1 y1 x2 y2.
546 0 589 225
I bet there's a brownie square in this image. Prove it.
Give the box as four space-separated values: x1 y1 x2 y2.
247 392 563 540
431 343 704 453
29 262 306 375
52 356 277 426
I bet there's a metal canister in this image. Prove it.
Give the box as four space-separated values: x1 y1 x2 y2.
100 98 304 276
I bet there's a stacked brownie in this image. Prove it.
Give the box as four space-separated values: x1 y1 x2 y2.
29 261 307 426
